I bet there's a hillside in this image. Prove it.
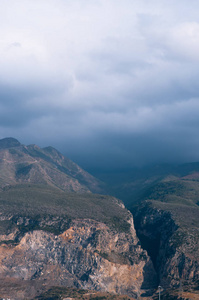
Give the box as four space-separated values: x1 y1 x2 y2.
92 163 199 208
0 184 132 234
0 184 157 299
131 173 199 295
0 139 158 299
0 137 104 194
2 138 199 299
93 164 199 297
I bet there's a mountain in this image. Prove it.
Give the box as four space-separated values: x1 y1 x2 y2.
2 138 199 299
0 138 157 299
133 174 199 290
95 163 199 298
0 184 156 299
0 137 104 193
91 163 199 208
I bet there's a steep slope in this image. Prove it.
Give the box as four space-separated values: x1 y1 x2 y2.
0 137 104 193
93 164 199 296
133 176 199 293
0 184 157 299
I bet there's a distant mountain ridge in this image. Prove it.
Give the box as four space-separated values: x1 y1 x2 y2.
93 162 199 207
0 137 104 193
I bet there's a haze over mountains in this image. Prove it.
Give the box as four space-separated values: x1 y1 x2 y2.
1 1 199 299
94 162 199 208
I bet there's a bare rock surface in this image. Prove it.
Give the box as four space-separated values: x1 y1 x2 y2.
0 217 157 299
134 201 199 290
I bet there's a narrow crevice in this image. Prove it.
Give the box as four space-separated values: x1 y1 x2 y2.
132 203 178 286
136 231 161 271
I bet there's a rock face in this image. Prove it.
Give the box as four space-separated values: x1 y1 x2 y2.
0 216 157 299
134 201 199 290
0 138 159 299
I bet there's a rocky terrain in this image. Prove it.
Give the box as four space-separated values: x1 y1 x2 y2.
134 201 199 288
0 183 156 299
94 164 199 298
0 218 156 299
131 174 199 300
1 138 199 299
0 137 104 193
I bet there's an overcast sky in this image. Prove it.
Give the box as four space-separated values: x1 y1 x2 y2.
1 0 199 170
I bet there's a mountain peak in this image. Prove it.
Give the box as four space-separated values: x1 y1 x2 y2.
0 137 21 149
0 137 104 194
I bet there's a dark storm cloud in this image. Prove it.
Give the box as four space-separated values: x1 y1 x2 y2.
1 0 199 169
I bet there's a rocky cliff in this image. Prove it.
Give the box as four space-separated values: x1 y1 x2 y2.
0 184 157 299
0 218 157 299
134 200 199 292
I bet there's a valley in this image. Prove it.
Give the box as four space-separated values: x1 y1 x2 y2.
93 164 199 299
0 138 199 299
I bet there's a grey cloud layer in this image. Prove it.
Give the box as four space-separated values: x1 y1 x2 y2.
1 0 199 168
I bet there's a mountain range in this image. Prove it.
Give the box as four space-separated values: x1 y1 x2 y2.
0 137 199 299
95 163 199 299
0 137 156 300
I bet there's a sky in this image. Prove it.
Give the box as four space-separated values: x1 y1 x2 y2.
1 0 199 170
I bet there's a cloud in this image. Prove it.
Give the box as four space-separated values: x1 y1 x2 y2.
1 0 199 169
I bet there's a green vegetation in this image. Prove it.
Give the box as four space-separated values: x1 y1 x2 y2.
92 162 199 209
0 184 130 234
144 178 199 233
142 179 199 206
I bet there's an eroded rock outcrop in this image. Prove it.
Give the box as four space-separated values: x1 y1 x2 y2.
0 216 157 299
134 201 199 290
